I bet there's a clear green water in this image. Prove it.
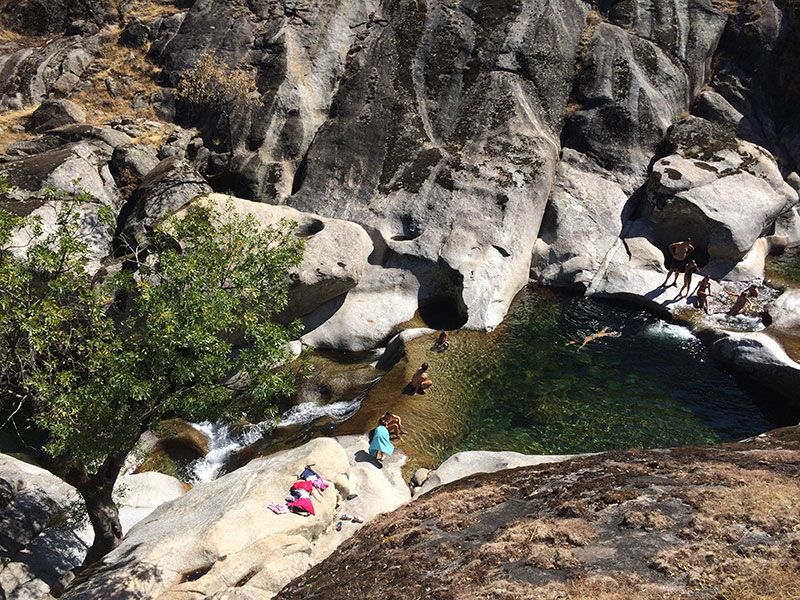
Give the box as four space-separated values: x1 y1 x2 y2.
420 288 784 462
767 246 800 288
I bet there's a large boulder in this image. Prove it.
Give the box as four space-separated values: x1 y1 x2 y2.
2 140 125 273
300 265 421 351
0 0 114 35
563 3 727 190
26 99 86 133
0 35 99 110
62 437 410 600
533 2 728 288
767 289 800 331
415 449 583 496
0 454 86 600
0 454 185 600
532 149 630 287
278 426 800 600
181 194 374 321
642 118 798 278
708 330 800 406
152 0 590 333
118 156 212 247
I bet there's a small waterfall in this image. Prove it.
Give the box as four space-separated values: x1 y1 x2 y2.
189 422 265 483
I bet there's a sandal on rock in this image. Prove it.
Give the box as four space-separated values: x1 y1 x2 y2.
352 516 364 524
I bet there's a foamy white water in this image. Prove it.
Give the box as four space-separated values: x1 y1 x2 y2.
189 422 265 483
277 398 362 427
643 321 696 341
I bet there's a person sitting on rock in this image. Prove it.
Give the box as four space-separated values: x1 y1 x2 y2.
676 259 699 299
410 363 433 394
368 417 394 465
692 276 713 314
662 238 695 287
726 284 759 317
382 411 408 437
432 330 450 352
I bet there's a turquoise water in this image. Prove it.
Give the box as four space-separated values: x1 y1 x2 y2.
436 289 785 458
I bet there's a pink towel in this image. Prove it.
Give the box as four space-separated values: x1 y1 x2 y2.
287 497 315 516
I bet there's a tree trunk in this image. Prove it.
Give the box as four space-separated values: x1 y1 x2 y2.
61 450 129 566
79 485 124 566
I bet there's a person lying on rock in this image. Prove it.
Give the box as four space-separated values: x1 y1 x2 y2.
566 327 620 350
676 259 699 299
432 330 450 352
692 276 713 314
726 284 759 317
368 417 394 464
662 238 695 287
383 411 408 437
410 363 433 394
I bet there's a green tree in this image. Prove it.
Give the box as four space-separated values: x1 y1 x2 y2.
0 181 304 564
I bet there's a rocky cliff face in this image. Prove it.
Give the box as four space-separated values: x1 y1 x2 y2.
2 0 799 349
278 426 800 600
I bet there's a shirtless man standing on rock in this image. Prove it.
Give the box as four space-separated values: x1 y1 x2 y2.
662 238 695 287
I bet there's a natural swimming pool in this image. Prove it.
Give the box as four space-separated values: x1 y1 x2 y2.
263 287 788 471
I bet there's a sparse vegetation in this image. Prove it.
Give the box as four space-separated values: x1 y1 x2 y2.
175 53 260 156
70 32 164 125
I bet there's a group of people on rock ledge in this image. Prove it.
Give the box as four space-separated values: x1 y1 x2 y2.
661 238 760 316
366 331 449 465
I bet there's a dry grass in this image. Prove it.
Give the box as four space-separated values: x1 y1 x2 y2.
69 31 164 126
124 0 183 21
718 563 800 600
0 106 37 153
711 0 742 15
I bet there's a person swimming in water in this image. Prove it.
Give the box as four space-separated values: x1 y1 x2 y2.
566 327 621 350
382 411 408 437
432 330 450 352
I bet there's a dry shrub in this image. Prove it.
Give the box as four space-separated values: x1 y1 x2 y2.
711 0 742 15
718 563 800 600
124 0 182 21
696 480 800 534
436 512 478 532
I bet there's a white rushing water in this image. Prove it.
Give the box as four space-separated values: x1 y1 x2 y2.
643 321 696 341
277 398 362 427
188 382 377 482
189 422 265 483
